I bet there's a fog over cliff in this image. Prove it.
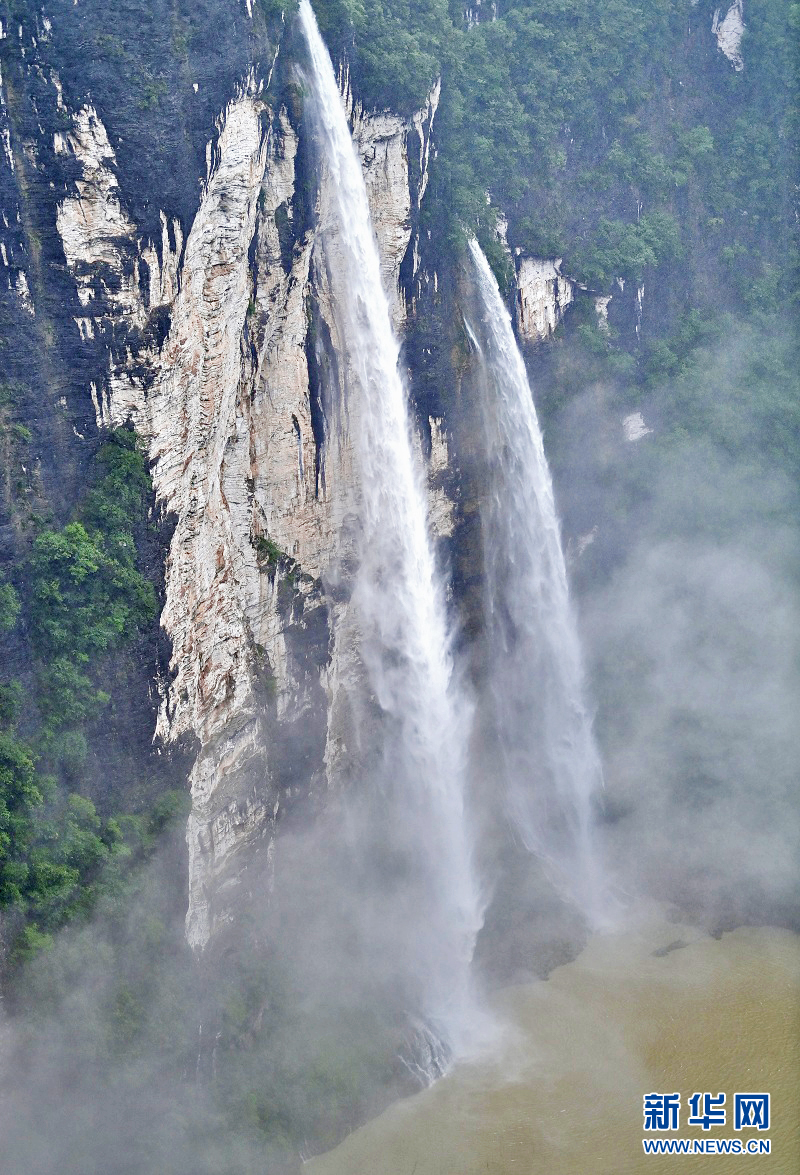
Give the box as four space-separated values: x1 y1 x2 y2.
0 0 796 1170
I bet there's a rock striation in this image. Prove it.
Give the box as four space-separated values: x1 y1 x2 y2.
515 255 574 343
54 70 444 947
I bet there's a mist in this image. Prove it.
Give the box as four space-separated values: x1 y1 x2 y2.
547 324 800 931
0 0 796 1163
0 797 443 1174
1 287 797 1175
1 360 797 1172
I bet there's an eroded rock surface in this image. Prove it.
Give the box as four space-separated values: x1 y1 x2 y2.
54 73 447 947
712 1 745 72
515 256 574 343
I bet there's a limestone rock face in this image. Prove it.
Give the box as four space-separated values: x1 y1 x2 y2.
712 1 745 72
54 73 445 947
515 256 574 343
594 295 612 331
55 107 143 319
622 411 653 443
347 72 440 327
426 417 456 540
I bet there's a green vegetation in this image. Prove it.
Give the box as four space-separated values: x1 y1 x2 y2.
254 534 285 569
0 580 20 632
30 430 157 742
0 429 174 964
663 321 800 480
315 0 795 323
0 3 796 1168
569 212 683 289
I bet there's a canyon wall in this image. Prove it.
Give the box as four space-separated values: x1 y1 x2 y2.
49 65 443 945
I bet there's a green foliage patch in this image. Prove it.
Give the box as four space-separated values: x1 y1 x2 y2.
0 429 171 962
313 0 795 322
29 430 157 740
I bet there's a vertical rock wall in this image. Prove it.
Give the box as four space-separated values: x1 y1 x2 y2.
53 68 442 946
515 255 574 343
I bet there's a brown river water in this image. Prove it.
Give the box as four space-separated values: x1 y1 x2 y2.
308 909 800 1174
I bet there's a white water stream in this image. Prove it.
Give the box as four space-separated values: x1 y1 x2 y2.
299 0 484 1059
468 239 606 925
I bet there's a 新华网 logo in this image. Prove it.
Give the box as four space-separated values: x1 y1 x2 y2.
643 1092 770 1132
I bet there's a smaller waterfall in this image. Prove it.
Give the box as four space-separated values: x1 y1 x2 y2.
467 239 606 925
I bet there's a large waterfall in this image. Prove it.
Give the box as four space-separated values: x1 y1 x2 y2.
299 0 484 1058
467 239 606 925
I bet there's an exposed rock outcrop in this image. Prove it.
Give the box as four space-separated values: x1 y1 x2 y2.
622 411 653 442
55 106 144 319
347 71 440 326
515 256 574 343
594 295 612 332
712 1 745 72
54 72 446 947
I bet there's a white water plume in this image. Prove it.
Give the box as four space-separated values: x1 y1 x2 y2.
298 0 485 1059
467 239 607 926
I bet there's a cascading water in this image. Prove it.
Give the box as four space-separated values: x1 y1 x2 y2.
298 0 484 1060
467 239 606 925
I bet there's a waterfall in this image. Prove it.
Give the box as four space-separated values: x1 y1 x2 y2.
467 239 606 925
298 0 484 1059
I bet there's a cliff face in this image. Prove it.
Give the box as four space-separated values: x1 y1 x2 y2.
2 2 787 973
514 256 574 344
45 63 442 944
0 8 796 1172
